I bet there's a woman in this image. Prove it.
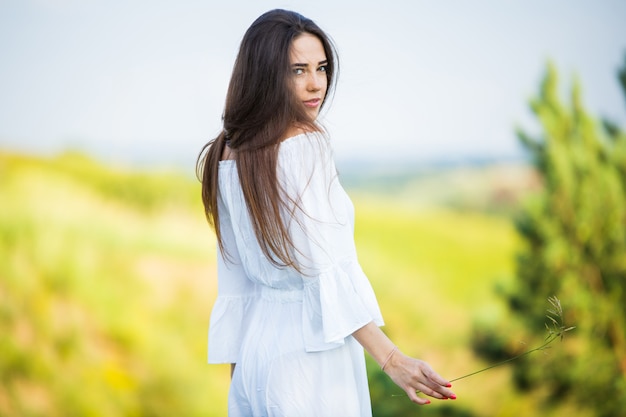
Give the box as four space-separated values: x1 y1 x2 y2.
197 9 456 416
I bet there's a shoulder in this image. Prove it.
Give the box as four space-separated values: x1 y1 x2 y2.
280 130 331 155
278 131 336 185
279 131 333 171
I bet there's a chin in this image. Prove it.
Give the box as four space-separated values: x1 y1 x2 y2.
308 111 321 121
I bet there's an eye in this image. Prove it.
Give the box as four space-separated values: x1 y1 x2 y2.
293 67 305 75
318 65 327 72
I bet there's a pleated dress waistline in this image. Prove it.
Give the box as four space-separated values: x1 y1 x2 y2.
260 285 304 303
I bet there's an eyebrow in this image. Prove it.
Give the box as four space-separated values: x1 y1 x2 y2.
292 59 328 67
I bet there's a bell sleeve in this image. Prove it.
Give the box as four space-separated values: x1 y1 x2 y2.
207 203 258 364
279 134 384 352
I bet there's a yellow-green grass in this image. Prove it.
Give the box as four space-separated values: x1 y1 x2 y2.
1 152 224 416
0 151 585 417
352 194 589 417
353 194 516 415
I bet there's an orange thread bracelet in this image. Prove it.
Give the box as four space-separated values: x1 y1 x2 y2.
381 346 398 371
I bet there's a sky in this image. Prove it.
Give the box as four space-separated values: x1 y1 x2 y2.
1 0 625 171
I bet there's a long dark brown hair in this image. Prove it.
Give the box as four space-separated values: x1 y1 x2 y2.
196 9 339 269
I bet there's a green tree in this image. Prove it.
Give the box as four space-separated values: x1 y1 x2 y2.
475 57 626 416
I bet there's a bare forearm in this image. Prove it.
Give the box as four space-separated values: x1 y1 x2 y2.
352 321 396 367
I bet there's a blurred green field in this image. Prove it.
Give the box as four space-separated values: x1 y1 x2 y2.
0 150 582 416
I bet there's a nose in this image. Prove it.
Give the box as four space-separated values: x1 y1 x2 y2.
307 72 323 92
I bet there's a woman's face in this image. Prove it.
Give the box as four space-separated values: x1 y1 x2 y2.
289 33 328 120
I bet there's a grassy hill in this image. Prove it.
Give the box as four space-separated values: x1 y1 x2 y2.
0 151 224 416
0 150 580 416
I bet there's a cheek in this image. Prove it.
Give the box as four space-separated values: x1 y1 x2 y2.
293 79 307 97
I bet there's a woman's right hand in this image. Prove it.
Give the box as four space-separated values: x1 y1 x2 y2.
383 350 456 405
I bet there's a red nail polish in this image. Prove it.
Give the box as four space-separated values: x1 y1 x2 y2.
449 394 457 400
445 383 452 388
425 400 431 405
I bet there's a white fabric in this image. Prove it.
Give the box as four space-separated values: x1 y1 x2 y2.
208 132 384 417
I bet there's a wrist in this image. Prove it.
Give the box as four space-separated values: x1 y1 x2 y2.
381 346 398 372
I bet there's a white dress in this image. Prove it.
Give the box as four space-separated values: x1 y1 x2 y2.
208 132 384 417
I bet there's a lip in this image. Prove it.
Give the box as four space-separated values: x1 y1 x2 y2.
303 98 321 108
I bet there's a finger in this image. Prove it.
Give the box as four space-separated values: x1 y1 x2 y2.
424 384 457 400
415 384 448 400
414 375 456 400
420 363 451 388
420 368 456 399
405 388 431 405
